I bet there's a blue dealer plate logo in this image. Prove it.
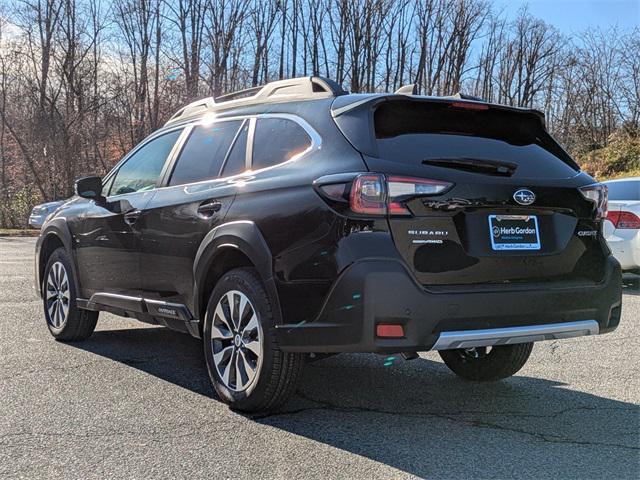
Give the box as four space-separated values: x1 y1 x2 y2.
489 215 541 251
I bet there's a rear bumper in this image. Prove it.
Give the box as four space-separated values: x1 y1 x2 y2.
276 256 622 353
431 320 599 350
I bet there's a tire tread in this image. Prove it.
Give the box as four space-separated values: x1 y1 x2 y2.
204 267 303 412
44 248 98 342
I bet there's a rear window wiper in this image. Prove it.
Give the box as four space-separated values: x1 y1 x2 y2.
422 157 517 177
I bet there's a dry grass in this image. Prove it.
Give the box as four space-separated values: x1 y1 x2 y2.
0 228 40 237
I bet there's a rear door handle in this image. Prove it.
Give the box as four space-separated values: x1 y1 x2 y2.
197 200 222 218
123 209 141 225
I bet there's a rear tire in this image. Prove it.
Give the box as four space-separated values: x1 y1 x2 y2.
439 343 533 381
203 267 304 412
43 248 98 341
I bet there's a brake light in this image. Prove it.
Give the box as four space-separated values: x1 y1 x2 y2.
350 174 386 215
606 211 640 229
579 184 608 220
349 174 453 216
450 101 489 111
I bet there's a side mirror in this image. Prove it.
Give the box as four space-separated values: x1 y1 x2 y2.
75 176 105 203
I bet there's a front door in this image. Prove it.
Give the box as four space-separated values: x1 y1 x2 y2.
74 128 185 298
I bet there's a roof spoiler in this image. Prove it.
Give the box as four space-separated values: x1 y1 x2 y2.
395 84 418 95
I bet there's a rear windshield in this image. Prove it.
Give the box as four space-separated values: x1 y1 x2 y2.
606 180 640 200
374 101 578 178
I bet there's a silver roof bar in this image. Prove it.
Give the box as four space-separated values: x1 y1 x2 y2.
165 76 347 127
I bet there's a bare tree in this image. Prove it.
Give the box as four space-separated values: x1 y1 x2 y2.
0 0 638 227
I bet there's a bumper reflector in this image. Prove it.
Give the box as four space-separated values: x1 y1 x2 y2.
376 324 405 338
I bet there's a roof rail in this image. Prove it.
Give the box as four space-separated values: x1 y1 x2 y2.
165 76 347 126
214 86 263 103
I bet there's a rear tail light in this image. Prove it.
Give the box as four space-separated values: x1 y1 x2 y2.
317 183 347 201
606 211 640 229
350 175 387 215
350 174 453 216
579 184 608 220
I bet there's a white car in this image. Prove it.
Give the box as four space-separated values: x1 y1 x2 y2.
28 200 64 229
603 177 640 273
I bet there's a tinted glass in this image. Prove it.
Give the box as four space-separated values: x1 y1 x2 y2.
252 118 311 170
101 175 114 197
606 180 640 200
110 129 182 196
221 122 248 177
169 121 242 186
374 101 578 179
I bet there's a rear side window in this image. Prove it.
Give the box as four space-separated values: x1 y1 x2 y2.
606 181 640 200
374 101 579 179
110 129 182 196
252 118 311 170
221 122 249 177
169 120 242 186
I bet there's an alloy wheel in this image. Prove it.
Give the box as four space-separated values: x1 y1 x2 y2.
46 261 70 328
211 290 263 392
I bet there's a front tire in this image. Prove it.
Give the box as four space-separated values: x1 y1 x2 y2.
439 343 533 381
43 248 98 341
203 267 304 412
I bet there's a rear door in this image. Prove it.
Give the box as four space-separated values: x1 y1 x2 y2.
136 118 249 308
339 98 606 286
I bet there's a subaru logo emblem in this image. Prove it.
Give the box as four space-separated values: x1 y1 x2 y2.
513 189 535 206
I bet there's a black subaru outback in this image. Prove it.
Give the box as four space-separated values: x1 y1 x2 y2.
35 77 622 412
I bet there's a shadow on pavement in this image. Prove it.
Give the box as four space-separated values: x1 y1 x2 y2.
74 327 639 478
622 273 640 296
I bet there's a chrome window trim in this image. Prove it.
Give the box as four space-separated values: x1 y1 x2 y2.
149 112 321 191
246 117 256 170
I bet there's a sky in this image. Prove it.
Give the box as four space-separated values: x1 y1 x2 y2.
496 0 639 33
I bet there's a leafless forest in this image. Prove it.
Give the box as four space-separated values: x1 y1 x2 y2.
0 0 638 227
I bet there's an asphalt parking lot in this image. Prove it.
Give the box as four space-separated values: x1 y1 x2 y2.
1 236 638 479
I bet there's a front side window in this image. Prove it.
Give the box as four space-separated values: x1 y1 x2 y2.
110 129 182 196
169 120 242 186
252 118 311 170
101 175 114 197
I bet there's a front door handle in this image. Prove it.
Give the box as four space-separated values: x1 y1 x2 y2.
197 200 222 218
123 209 141 225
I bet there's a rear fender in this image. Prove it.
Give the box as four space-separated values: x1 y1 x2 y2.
193 220 281 324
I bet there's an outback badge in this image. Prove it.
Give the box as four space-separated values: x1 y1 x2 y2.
513 188 536 206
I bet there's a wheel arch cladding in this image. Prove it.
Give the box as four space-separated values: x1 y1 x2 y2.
37 221 77 298
193 220 282 327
